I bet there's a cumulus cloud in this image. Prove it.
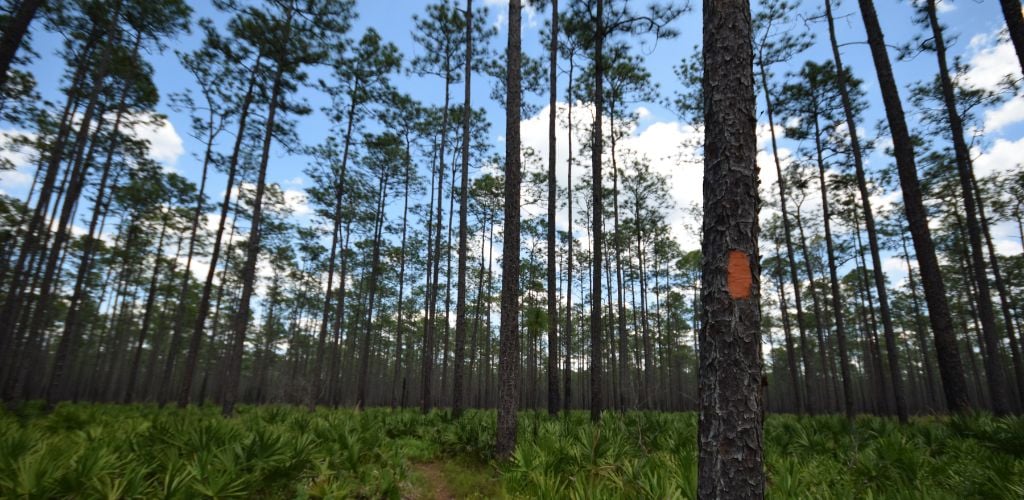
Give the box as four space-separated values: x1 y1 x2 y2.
983 95 1024 132
964 31 1022 92
962 27 1024 133
512 101 826 255
972 136 1024 177
131 115 185 166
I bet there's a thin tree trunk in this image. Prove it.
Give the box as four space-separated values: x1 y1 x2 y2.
356 167 390 409
589 0 605 424
391 135 413 408
857 0 970 413
757 53 810 414
452 0 475 416
123 213 169 403
496 0 522 459
221 68 284 418
422 56 452 413
563 53 575 412
177 55 262 408
901 233 939 409
812 123 855 421
925 0 1009 415
773 243 802 412
544 0 560 417
972 174 1024 405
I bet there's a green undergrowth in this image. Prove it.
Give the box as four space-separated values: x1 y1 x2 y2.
1 402 1022 498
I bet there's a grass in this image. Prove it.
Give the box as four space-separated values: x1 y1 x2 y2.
0 402 1022 498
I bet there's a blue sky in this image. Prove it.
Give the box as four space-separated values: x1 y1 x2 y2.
2 0 1022 288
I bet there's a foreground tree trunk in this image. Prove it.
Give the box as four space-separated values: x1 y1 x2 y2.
856 0 970 413
697 0 765 496
452 0 474 418
589 0 605 424
496 0 522 460
545 0 560 417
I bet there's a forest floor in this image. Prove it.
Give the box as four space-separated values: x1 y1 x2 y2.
1 403 1023 498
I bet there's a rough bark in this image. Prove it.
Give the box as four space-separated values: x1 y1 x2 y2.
496 0 521 460
697 0 765 496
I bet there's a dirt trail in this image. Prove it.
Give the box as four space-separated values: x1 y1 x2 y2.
411 462 454 500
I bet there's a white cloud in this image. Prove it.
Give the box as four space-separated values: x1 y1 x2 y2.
515 102 785 253
983 94 1024 132
972 136 1024 177
131 115 184 166
963 30 1022 92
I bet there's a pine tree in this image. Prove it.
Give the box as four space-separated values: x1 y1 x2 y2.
698 0 765 495
856 0 970 413
496 0 522 460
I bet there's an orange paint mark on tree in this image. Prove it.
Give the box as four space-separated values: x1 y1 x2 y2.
727 250 752 300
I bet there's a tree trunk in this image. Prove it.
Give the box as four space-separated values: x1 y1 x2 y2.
123 213 169 403
925 0 1009 415
857 0 970 413
773 243 802 412
999 0 1024 74
310 98 356 410
544 0 560 417
391 136 413 408
757 53 810 414
589 0 605 424
972 173 1024 405
221 69 284 417
422 55 452 413
0 0 44 90
811 120 854 421
356 168 390 409
496 0 522 460
452 0 475 416
698 0 765 495
793 196 833 412
563 52 575 412
901 233 939 409
177 55 262 408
